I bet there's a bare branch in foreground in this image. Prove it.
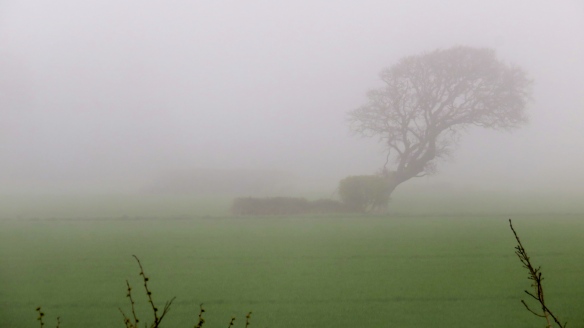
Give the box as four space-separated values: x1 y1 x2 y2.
509 219 567 328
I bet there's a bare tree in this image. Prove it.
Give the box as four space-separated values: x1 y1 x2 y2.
349 46 532 199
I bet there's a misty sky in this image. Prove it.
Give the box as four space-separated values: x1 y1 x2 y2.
1 0 583 194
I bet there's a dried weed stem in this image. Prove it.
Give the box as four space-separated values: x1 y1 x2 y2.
509 219 567 328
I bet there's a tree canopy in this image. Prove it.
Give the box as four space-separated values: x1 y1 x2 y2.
349 46 532 196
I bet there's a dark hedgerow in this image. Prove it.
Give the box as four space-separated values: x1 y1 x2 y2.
231 197 352 216
231 197 309 215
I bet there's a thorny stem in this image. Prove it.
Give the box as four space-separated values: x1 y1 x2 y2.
131 255 176 328
119 279 140 328
36 307 44 328
37 256 249 328
509 219 567 328
245 312 252 328
194 303 206 328
35 307 60 328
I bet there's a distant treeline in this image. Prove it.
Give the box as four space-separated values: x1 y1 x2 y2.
231 197 351 216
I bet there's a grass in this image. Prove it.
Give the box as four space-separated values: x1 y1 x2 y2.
1 215 583 327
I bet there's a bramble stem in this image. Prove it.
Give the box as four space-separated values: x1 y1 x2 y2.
509 219 566 328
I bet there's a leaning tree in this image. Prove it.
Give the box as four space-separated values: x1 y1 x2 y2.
349 46 532 199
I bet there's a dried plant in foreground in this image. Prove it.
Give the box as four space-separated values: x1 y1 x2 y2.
509 219 567 328
35 307 60 328
119 255 176 328
118 255 251 328
36 255 251 327
194 303 206 328
244 311 252 328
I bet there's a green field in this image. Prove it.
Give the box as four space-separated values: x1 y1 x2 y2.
1 215 583 328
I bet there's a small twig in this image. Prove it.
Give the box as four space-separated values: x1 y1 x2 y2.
158 297 177 325
227 316 236 328
521 299 546 318
131 255 175 328
36 307 44 328
35 307 60 328
126 280 139 325
119 279 140 328
119 308 133 328
194 303 206 328
133 255 159 323
245 311 252 328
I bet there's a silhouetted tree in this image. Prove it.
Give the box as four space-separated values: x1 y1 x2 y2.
349 46 532 199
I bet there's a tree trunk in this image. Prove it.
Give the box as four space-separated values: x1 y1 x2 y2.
373 175 402 214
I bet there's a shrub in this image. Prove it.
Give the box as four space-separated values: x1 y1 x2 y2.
338 175 390 213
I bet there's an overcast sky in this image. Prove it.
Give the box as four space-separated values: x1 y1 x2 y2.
1 0 583 194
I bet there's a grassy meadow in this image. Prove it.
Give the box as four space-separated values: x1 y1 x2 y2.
1 214 583 328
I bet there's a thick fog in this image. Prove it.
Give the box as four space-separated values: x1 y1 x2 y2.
2 1 583 200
